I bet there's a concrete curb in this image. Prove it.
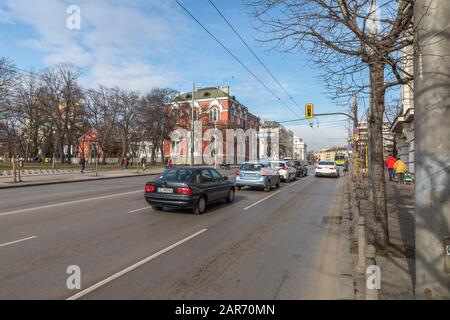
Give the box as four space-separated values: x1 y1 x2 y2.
337 173 356 300
0 172 162 189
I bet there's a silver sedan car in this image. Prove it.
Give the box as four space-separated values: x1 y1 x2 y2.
235 161 281 192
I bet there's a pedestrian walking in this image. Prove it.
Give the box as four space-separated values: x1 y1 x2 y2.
141 157 147 172
79 156 86 174
167 157 173 168
394 159 407 184
385 155 397 182
123 156 129 170
164 157 168 168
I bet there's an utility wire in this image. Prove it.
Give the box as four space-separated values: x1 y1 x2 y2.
174 0 302 120
207 0 305 115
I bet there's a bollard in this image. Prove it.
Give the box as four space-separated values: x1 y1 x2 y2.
365 245 380 300
357 215 366 273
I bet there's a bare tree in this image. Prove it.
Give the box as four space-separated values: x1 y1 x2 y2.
246 0 414 248
117 89 140 159
139 88 178 164
11 72 46 161
83 86 121 163
0 57 19 159
39 63 84 163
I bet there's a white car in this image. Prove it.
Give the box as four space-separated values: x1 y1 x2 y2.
315 161 340 178
270 160 297 182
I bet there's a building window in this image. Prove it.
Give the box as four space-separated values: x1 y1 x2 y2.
193 109 199 121
210 108 220 122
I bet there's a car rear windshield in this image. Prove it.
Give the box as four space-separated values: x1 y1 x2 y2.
157 168 194 182
270 161 286 167
318 161 335 166
240 163 266 171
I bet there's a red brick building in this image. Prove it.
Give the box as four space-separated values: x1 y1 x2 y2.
164 86 260 164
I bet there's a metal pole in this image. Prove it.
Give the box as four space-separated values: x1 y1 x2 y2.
12 156 16 184
94 144 99 176
414 0 450 299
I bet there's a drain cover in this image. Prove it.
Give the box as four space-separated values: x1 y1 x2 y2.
322 216 342 224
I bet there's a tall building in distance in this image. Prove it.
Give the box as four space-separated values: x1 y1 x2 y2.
258 120 294 160
293 136 307 161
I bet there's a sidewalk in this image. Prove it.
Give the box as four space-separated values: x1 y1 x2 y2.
0 167 164 189
0 166 238 189
378 180 415 299
351 177 415 299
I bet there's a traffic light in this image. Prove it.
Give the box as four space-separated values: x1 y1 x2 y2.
305 103 313 119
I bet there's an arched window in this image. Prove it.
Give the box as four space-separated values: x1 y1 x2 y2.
210 108 220 122
193 109 199 121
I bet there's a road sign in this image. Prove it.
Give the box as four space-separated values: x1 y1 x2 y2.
353 134 360 142
305 103 313 119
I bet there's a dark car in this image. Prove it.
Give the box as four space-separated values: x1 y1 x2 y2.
288 160 307 177
144 167 235 214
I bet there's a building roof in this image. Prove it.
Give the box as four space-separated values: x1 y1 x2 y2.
175 87 231 102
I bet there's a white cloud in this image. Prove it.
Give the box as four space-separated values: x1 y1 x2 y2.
83 60 178 93
2 0 189 91
287 123 349 151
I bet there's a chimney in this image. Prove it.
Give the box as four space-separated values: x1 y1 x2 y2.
222 85 230 95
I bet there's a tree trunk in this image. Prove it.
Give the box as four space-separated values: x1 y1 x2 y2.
368 61 389 248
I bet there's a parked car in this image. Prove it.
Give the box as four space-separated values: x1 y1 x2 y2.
315 161 340 178
235 161 280 192
144 167 235 214
270 160 297 182
288 160 307 177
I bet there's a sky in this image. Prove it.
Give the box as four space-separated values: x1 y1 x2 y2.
0 0 352 151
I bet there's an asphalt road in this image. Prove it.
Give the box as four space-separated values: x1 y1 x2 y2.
0 167 345 300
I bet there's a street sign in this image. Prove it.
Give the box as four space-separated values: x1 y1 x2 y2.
305 103 313 119
353 134 360 142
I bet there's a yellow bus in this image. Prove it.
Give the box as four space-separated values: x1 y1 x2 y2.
335 153 347 167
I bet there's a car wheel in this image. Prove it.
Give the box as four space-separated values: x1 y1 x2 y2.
225 188 235 203
193 196 206 214
152 205 163 211
264 182 271 192
276 179 281 188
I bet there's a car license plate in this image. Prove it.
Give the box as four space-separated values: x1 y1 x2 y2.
157 188 173 193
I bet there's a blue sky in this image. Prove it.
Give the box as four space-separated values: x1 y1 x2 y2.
0 0 352 150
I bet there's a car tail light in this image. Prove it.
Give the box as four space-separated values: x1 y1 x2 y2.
176 187 193 195
282 166 289 170
317 166 322 169
145 185 155 193
260 170 267 176
331 166 336 170
236 170 240 176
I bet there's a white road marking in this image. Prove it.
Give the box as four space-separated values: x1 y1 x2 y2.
243 175 314 211
244 190 282 210
0 190 142 218
128 207 150 214
0 236 38 248
66 228 208 300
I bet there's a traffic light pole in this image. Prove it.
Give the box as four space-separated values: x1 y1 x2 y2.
278 112 356 124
